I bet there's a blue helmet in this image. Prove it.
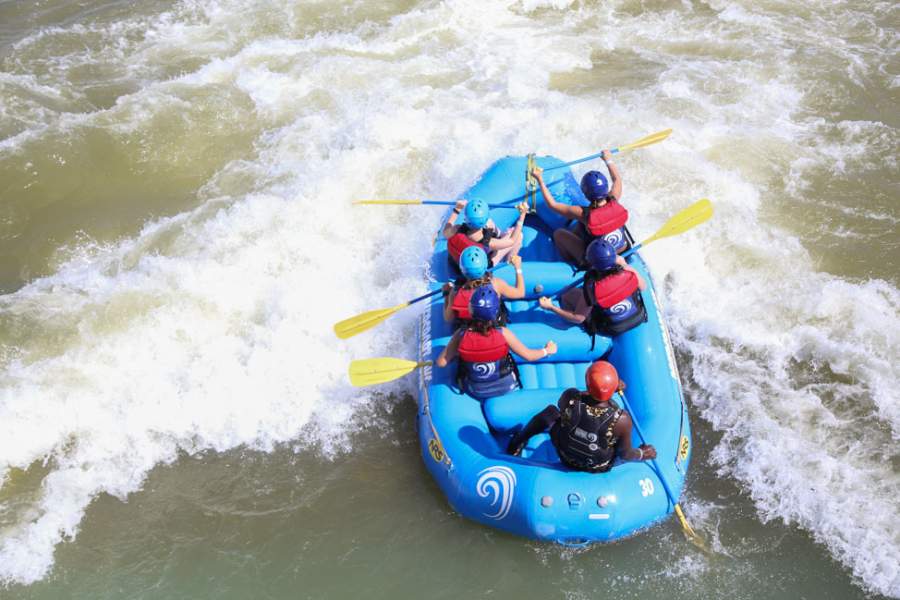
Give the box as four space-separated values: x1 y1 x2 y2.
468 285 500 322
586 239 617 271
464 199 490 229
459 246 488 279
580 171 609 201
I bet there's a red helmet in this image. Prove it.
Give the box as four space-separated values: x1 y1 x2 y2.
585 361 619 401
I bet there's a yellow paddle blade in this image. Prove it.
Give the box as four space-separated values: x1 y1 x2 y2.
675 504 711 554
349 357 431 387
333 303 409 340
639 198 713 247
353 199 424 205
617 128 673 153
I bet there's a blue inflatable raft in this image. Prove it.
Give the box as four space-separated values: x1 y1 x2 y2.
415 156 692 544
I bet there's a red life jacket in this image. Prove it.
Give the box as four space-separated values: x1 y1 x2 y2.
452 286 475 320
450 278 507 327
582 268 647 340
591 270 639 308
458 328 508 363
448 233 485 263
585 200 628 237
447 225 497 264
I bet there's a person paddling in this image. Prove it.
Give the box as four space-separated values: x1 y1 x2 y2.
443 198 527 270
442 246 525 327
532 150 629 267
506 361 656 471
436 286 557 400
538 239 647 339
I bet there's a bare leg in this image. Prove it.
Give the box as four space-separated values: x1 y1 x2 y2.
561 287 590 319
553 228 587 267
490 229 523 265
507 405 560 456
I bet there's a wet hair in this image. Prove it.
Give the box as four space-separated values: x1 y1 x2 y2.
589 193 616 209
462 273 492 289
466 318 497 335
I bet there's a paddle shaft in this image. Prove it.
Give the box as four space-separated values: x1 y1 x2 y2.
544 128 671 172
411 263 515 307
372 199 533 209
414 177 569 209
357 174 570 208
545 146 624 172
357 200 514 208
410 288 443 306
617 391 681 510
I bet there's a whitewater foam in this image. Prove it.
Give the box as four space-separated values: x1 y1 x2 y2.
0 0 897 596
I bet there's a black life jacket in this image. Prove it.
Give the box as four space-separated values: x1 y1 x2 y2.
581 267 648 342
551 390 622 473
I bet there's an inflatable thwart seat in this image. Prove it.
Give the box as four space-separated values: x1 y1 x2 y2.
416 155 691 544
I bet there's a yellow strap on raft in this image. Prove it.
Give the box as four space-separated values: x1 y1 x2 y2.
525 154 538 213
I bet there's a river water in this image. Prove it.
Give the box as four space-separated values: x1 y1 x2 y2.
0 0 897 598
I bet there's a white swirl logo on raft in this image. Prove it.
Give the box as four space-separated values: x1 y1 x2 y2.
476 466 516 520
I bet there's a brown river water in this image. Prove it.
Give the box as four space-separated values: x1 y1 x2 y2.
0 1 897 598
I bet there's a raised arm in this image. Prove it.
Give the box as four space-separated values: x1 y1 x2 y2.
501 327 557 362
435 330 462 367
613 411 656 461
616 255 647 290
492 255 525 299
487 202 528 250
602 150 622 201
533 166 583 220
442 284 457 323
442 199 467 239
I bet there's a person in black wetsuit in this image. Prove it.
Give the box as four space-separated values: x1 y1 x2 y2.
506 360 656 472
